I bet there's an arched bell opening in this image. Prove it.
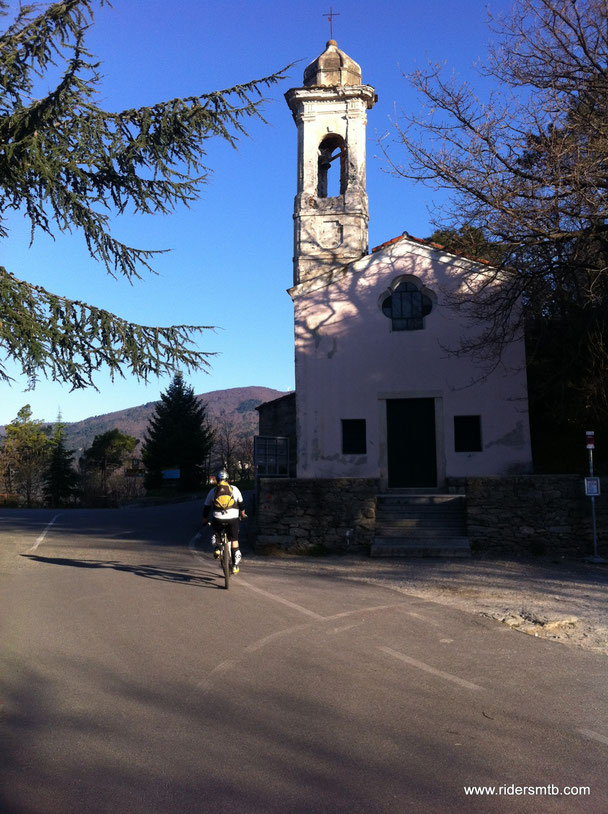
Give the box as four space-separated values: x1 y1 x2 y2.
317 134 347 198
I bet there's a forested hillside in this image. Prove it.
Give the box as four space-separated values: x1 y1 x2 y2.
1 387 287 455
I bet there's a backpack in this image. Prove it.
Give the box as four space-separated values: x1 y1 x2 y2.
213 481 235 513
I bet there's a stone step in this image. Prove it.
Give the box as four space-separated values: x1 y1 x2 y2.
376 524 466 537
377 515 466 525
377 502 466 525
377 508 465 519
377 501 447 506
378 496 465 505
373 492 468 558
377 492 466 503
371 537 471 558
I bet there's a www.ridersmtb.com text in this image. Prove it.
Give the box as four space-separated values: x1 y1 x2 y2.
464 785 590 797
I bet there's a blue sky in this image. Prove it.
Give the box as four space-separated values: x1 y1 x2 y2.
1 0 511 425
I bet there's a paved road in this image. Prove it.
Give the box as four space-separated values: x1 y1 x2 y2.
1 504 607 813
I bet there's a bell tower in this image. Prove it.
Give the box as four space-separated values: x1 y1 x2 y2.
285 41 377 286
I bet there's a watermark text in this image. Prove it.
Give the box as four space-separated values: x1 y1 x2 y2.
464 784 590 798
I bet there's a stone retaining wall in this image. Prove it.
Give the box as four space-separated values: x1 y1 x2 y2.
256 477 378 554
255 475 607 558
465 475 607 557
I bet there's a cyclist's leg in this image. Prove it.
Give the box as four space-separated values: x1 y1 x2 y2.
210 518 222 557
227 519 241 572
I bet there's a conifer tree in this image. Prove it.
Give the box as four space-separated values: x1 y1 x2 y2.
142 372 215 492
0 0 288 389
44 422 79 507
81 427 138 503
0 405 51 506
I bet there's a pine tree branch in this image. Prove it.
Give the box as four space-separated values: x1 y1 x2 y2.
0 1 292 387
0 0 102 101
0 266 216 389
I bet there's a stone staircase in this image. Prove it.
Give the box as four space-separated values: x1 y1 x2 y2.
371 492 471 558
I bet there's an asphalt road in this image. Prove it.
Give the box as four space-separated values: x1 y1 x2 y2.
1 503 607 814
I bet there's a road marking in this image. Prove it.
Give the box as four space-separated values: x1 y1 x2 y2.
191 540 412 624
188 532 201 552
327 623 363 634
379 646 483 691
245 624 312 653
400 609 441 627
26 513 62 553
196 658 239 691
578 728 608 746
238 577 324 619
189 535 324 619
328 603 401 620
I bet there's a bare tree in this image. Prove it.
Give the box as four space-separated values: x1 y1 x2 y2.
234 435 254 483
212 417 239 480
384 0 608 427
211 418 255 483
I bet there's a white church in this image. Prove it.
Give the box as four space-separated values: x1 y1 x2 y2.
258 40 532 499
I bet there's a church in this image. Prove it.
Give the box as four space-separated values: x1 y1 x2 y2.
256 40 532 557
256 41 532 552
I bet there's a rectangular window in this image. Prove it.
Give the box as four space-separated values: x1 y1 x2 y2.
454 416 482 452
254 436 289 476
342 419 367 455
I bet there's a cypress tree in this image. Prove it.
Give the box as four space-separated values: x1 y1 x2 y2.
142 373 215 492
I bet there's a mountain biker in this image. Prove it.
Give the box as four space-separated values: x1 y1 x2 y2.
201 470 245 574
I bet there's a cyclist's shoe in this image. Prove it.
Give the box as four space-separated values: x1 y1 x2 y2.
213 548 221 559
231 564 239 575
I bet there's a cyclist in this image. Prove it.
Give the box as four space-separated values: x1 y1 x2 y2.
201 470 245 574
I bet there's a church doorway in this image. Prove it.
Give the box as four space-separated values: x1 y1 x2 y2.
386 398 437 488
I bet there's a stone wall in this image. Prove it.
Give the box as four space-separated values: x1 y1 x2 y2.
465 475 607 557
255 477 378 554
255 474 606 559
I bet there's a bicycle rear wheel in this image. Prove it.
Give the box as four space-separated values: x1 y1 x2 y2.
221 532 231 590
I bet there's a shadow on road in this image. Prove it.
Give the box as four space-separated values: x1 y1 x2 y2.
22 553 224 589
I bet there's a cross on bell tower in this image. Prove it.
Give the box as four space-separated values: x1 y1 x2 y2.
285 42 377 286
322 7 340 40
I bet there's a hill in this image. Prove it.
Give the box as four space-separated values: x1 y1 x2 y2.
1 387 287 455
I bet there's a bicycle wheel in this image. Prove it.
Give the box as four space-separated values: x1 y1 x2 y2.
221 532 231 590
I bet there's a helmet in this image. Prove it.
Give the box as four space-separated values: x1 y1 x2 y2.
217 470 229 482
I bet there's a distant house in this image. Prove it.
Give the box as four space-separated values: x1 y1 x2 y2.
257 40 532 491
256 392 297 478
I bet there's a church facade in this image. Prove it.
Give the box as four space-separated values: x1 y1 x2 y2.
259 40 532 493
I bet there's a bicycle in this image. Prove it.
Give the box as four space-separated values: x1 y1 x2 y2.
215 514 246 590
217 524 232 590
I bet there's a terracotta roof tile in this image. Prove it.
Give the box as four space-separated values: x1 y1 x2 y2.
371 231 491 265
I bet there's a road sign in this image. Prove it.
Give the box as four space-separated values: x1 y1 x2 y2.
585 477 601 497
162 469 180 480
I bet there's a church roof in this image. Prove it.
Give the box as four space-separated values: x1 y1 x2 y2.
371 232 492 266
303 40 362 87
